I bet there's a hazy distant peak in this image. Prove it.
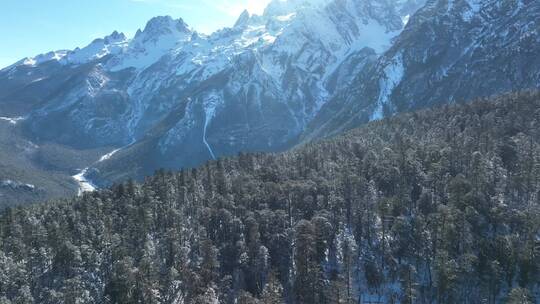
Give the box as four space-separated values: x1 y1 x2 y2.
234 9 251 27
263 0 332 17
104 31 128 44
135 16 191 40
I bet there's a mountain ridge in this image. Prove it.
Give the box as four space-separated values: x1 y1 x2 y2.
303 0 540 139
1 0 420 193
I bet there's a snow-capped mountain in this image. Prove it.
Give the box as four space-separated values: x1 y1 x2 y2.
305 0 540 138
1 0 537 189
0 0 420 185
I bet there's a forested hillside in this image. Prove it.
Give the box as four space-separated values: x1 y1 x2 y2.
1 92 539 303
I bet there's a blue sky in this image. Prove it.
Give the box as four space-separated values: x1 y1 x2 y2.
0 0 271 69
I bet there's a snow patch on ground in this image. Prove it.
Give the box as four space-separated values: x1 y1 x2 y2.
0 116 25 125
402 14 411 26
98 149 122 162
0 180 35 191
72 168 97 196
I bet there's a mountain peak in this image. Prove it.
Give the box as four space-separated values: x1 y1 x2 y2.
234 9 251 27
263 0 331 17
136 16 191 40
104 31 127 44
87 31 127 47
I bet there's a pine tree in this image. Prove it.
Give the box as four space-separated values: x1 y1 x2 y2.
105 257 137 303
293 220 317 304
506 287 533 304
237 291 260 304
200 239 219 288
261 271 283 304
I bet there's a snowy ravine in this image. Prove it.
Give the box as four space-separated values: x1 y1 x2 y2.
72 148 122 196
202 94 220 160
72 168 97 196
203 116 216 160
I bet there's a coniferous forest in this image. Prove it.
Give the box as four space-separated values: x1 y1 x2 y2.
1 92 540 303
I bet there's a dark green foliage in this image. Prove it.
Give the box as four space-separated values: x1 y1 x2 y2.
1 92 540 303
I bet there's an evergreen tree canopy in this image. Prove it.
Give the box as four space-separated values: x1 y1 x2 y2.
1 92 539 303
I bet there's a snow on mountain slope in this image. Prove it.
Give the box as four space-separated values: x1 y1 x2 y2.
304 0 540 139
108 17 192 71
0 0 424 185
66 31 128 65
